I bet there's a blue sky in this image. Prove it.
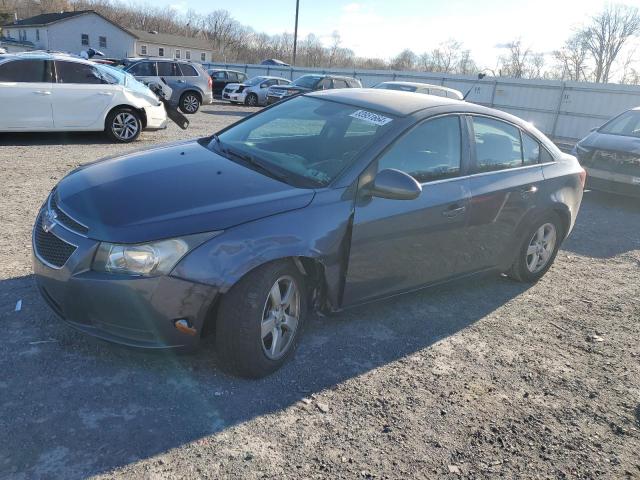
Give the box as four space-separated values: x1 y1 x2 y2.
129 0 633 67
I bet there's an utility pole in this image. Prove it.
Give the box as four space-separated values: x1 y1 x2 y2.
292 0 299 66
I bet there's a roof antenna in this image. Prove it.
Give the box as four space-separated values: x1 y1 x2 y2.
463 73 486 101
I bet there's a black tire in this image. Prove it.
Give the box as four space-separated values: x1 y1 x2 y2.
508 212 564 283
105 107 142 143
245 93 259 107
215 260 307 378
179 91 201 114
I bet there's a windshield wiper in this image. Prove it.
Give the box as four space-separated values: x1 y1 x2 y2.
224 146 291 183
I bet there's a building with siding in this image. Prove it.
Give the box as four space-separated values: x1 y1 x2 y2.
1 10 212 62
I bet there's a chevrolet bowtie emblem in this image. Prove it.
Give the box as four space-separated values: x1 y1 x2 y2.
42 209 57 233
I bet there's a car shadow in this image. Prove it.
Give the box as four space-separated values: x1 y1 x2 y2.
0 132 114 146
561 190 640 259
2 271 529 478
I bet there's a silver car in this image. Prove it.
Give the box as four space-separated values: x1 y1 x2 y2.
374 81 464 100
125 58 214 114
222 76 291 106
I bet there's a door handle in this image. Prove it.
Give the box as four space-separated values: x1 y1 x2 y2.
442 205 466 218
32 90 51 95
520 185 538 197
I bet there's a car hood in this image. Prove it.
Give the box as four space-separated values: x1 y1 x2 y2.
273 85 311 94
54 140 315 243
579 131 640 154
225 82 241 89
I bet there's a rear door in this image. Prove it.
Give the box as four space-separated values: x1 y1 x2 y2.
51 60 116 128
343 114 473 305
0 59 54 129
464 115 545 270
211 71 227 94
126 60 158 85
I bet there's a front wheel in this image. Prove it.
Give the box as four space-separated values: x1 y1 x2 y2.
245 93 259 107
179 92 201 114
105 108 141 143
215 261 307 378
508 213 563 282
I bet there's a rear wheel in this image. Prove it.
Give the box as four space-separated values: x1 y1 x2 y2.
508 213 563 282
105 108 141 143
245 93 259 107
215 261 307 378
179 92 201 114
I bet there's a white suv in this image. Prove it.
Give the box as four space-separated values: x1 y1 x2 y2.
0 53 167 142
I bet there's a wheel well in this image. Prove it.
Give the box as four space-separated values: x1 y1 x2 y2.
200 256 328 339
105 105 147 129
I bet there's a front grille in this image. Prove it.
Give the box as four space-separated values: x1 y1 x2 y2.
582 149 640 176
50 195 89 235
34 213 76 268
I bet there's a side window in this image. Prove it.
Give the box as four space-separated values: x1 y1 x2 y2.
278 79 290 85
157 62 179 76
81 33 89 46
333 79 348 89
56 61 103 84
238 73 247 82
472 117 523 172
540 147 554 163
178 64 198 76
428 88 447 97
214 71 227 79
227 72 238 82
378 116 462 183
522 132 541 166
317 78 331 90
128 61 156 76
0 59 51 82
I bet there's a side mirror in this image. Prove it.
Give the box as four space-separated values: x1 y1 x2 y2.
371 169 422 200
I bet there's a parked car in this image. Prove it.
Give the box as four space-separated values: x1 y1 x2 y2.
222 76 291 106
374 81 464 100
125 58 213 114
266 74 361 104
0 52 167 142
261 59 290 67
33 88 585 378
572 107 640 197
208 69 248 96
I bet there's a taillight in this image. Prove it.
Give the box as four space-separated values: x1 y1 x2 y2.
579 168 587 189
208 76 212 89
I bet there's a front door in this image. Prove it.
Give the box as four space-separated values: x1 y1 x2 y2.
51 60 115 128
0 59 54 129
343 115 473 305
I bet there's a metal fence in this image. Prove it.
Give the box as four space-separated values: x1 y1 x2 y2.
204 62 640 144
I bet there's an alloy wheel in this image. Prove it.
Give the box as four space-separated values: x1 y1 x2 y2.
261 275 300 360
183 95 199 113
247 94 258 106
112 112 139 141
526 223 557 273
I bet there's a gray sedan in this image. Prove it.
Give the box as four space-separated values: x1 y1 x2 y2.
33 89 585 378
222 76 291 106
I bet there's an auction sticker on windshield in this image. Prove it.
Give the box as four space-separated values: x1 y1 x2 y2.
349 110 393 126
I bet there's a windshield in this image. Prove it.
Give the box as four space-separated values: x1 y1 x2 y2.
292 75 322 88
599 110 640 138
246 76 266 86
213 96 396 187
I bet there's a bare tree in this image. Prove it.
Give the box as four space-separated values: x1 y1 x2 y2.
581 4 640 83
498 39 531 78
554 32 590 81
391 49 417 70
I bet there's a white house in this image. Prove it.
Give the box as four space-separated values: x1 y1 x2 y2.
1 10 213 62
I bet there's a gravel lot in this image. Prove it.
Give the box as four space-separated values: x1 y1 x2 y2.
1 101 639 479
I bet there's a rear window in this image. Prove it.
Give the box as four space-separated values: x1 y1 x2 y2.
157 62 181 76
0 59 52 82
600 110 640 138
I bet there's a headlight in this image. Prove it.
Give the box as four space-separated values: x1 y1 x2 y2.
92 232 220 276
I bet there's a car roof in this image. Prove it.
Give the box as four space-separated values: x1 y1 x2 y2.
307 88 526 122
0 51 93 63
378 81 463 96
